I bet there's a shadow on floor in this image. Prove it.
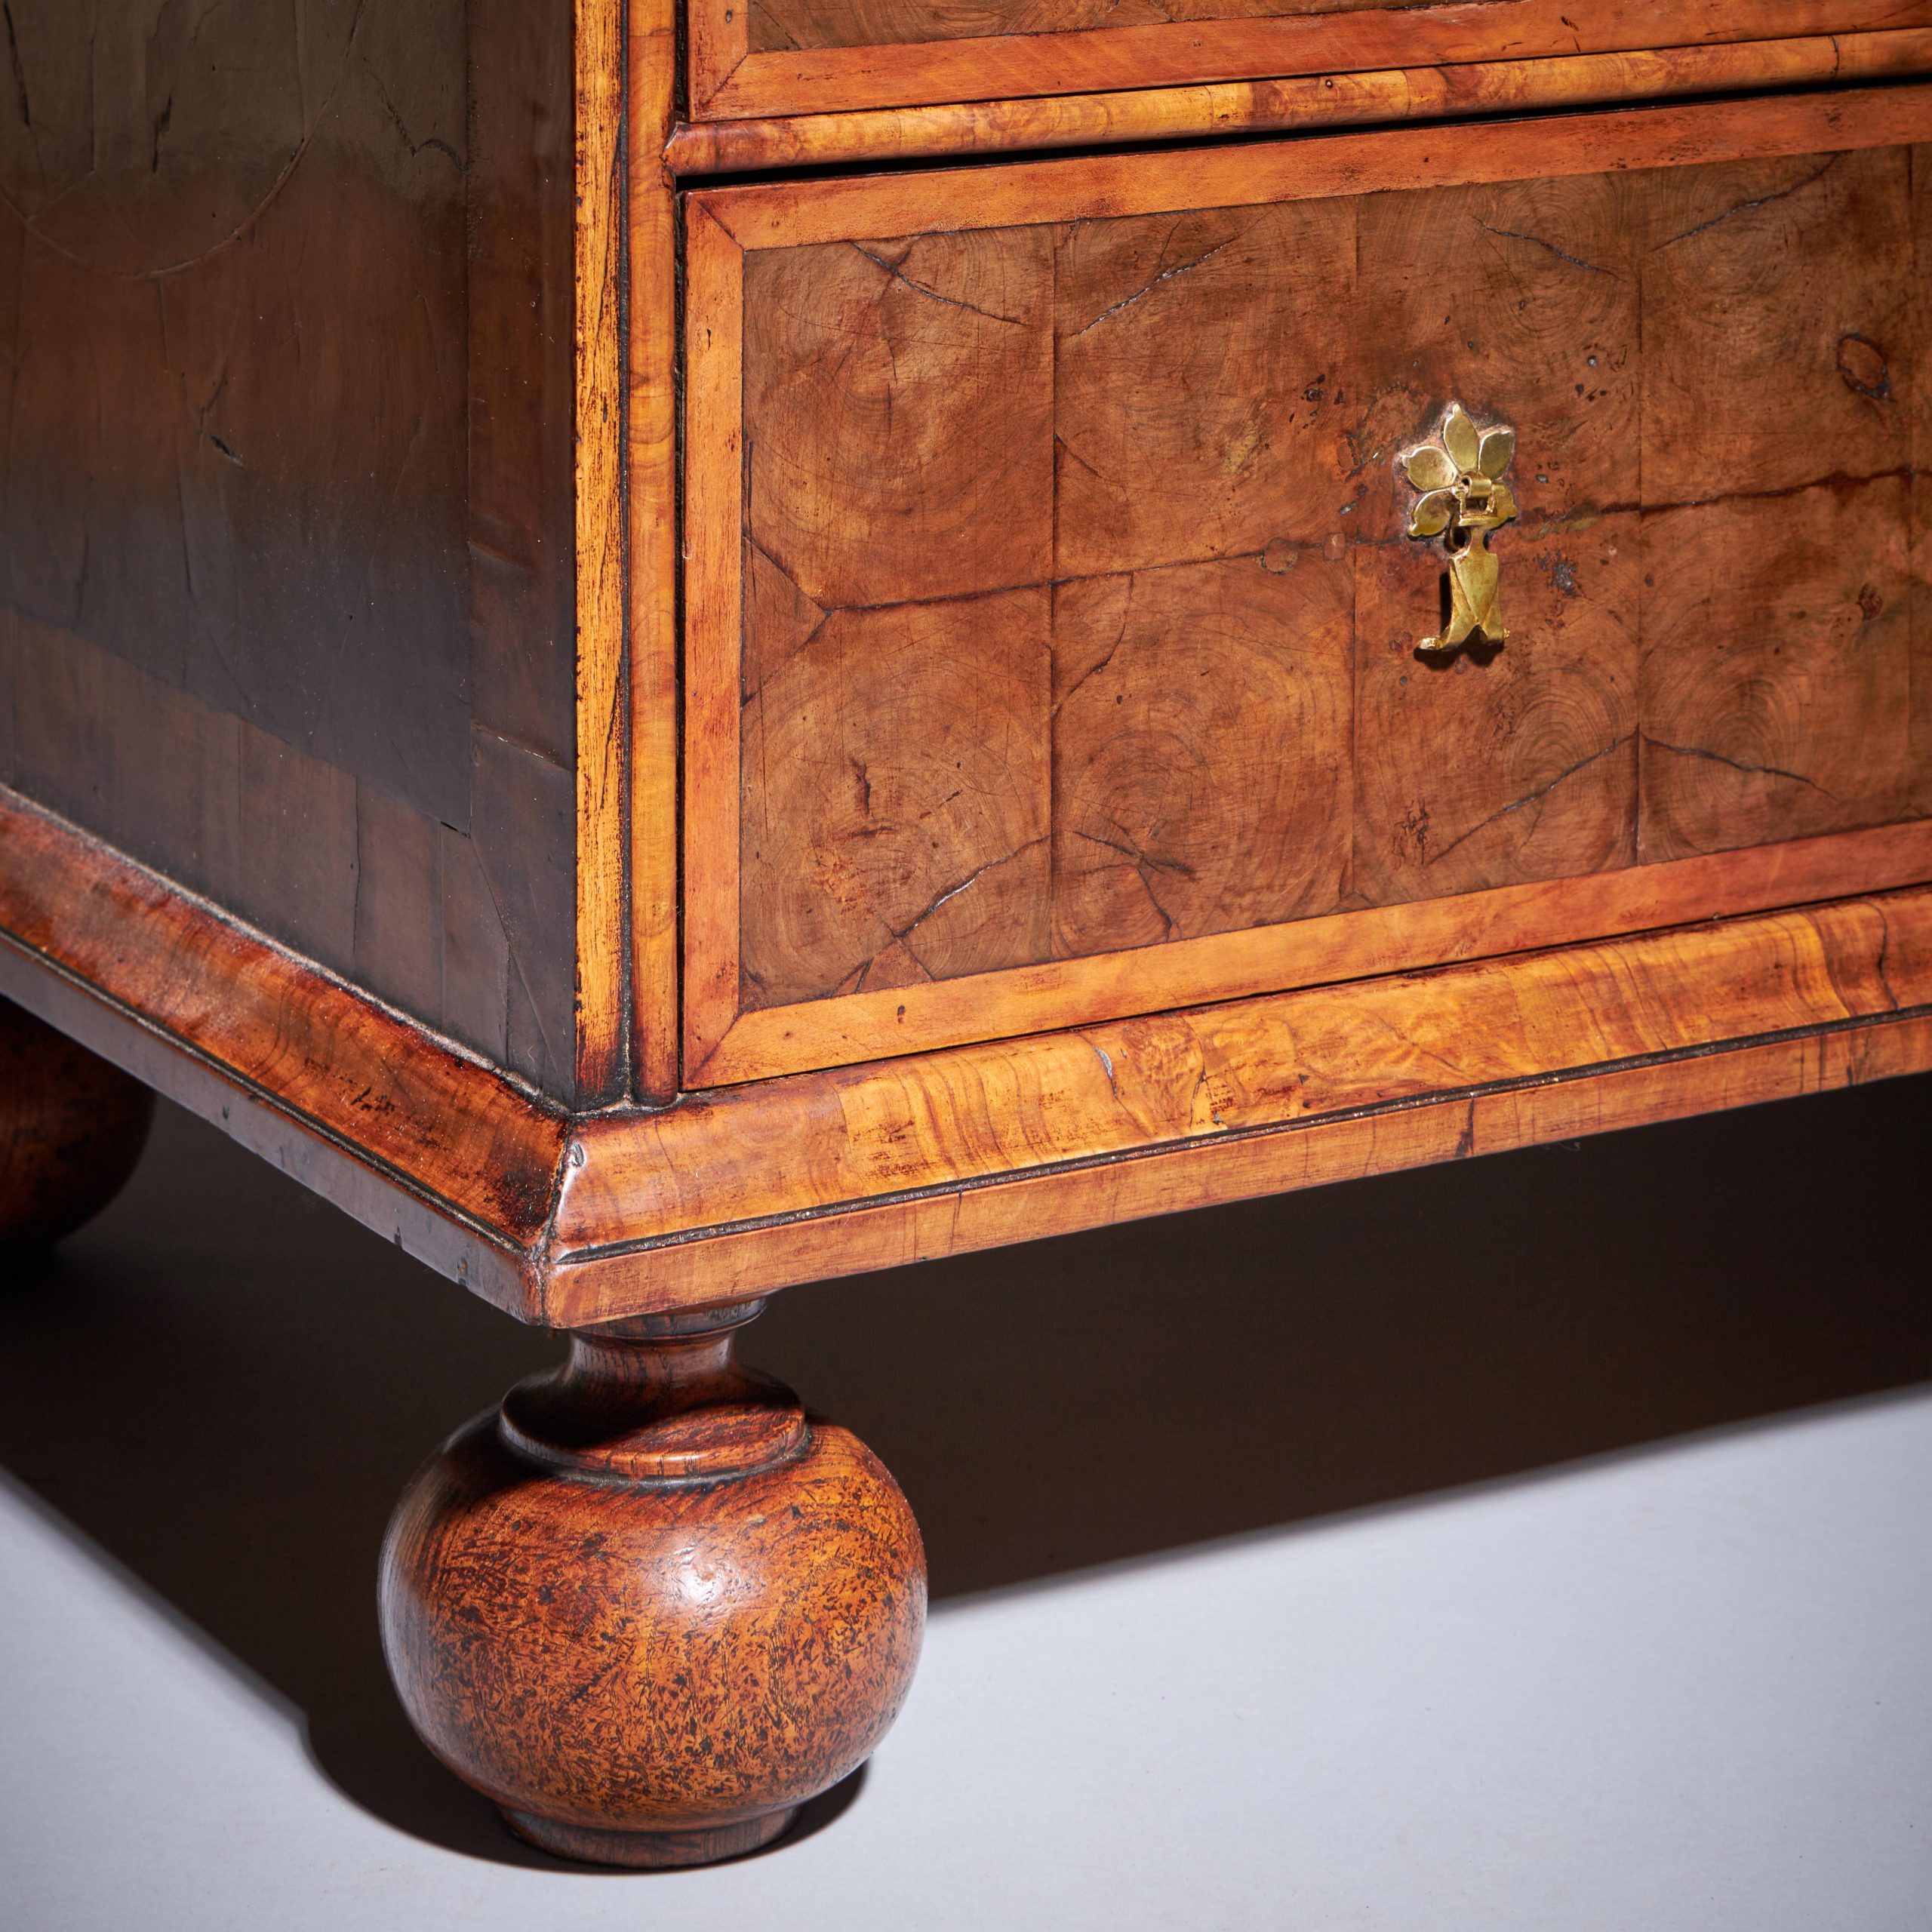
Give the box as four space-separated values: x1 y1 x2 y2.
1 1075 1927 1864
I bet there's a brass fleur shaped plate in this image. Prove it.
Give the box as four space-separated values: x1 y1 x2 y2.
1400 402 1518 658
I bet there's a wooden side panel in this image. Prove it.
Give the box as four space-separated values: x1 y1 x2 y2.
465 0 582 1098
0 0 579 1097
708 107 1932 1082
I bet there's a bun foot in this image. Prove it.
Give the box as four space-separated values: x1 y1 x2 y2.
0 996 154 1251
380 1299 925 1867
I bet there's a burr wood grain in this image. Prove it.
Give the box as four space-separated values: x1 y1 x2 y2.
380 1302 925 1866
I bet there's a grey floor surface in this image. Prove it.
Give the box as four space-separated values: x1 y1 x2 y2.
2 1076 1929 1930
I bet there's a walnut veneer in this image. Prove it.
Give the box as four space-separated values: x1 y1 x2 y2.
3 0 1930 1869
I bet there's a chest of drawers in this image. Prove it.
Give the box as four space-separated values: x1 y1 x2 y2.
3 0 1930 1867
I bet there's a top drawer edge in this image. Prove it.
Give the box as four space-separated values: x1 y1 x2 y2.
681 1 1932 134
668 23 1932 177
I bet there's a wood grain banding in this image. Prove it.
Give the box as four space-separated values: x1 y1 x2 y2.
575 0 631 1106
692 0 1932 122
695 84 1932 248
682 207 750 1081
667 30 1932 175
628 0 683 1103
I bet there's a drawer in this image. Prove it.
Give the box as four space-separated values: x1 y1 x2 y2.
688 0 1931 122
681 88 1932 1087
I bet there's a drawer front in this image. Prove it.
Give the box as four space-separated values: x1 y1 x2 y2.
689 0 1932 121
684 89 1932 1086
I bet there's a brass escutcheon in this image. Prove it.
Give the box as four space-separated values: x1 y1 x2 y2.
1399 402 1518 659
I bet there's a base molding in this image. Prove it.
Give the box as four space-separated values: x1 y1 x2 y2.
4 783 1930 1327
